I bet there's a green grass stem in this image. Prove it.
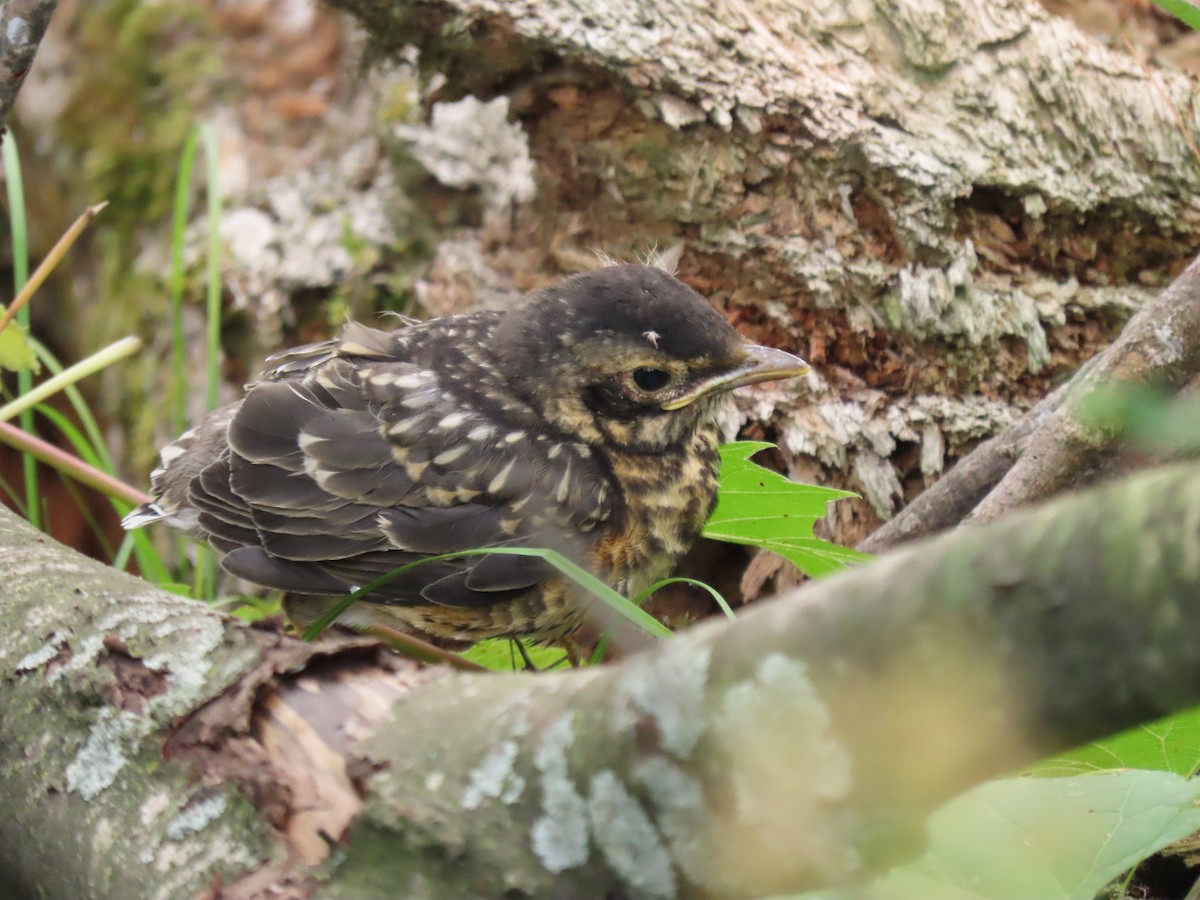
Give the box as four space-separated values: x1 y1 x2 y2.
2 136 36 526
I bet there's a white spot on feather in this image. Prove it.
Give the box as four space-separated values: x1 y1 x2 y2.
393 371 434 390
467 424 493 441
388 418 421 436
158 444 187 466
434 445 469 466
556 464 573 504
489 459 516 494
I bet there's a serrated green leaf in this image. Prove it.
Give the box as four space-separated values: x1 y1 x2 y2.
1033 705 1200 777
789 772 1200 900
705 441 869 576
0 319 39 372
1152 0 1200 31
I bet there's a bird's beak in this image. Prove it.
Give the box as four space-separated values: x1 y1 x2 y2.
661 344 811 410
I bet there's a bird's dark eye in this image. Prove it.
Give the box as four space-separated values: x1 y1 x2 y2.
632 367 672 392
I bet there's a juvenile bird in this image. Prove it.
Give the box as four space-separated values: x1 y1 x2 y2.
124 264 808 642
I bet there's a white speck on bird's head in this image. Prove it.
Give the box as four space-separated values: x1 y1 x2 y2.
644 330 662 348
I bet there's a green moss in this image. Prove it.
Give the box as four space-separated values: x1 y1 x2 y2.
59 1 221 231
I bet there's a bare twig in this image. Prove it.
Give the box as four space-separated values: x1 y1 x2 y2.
0 201 108 336
0 420 150 506
363 623 488 673
863 253 1200 547
967 254 1200 524
858 383 1067 553
0 0 57 137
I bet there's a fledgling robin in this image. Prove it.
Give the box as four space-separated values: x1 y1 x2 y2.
124 264 809 642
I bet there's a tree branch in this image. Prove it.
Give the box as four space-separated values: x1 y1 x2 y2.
966 252 1200 523
7 460 1200 896
864 251 1200 549
0 0 56 136
858 381 1067 553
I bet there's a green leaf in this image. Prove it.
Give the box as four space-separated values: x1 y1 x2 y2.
704 441 869 576
461 639 569 672
1152 0 1200 32
0 319 38 372
792 772 1200 900
1033 706 1200 777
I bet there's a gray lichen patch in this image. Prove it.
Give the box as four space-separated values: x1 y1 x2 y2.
633 756 708 888
5 559 255 804
609 643 712 760
65 707 150 800
164 793 228 840
697 653 858 893
395 95 536 217
767 390 1018 515
530 712 590 873
884 242 1049 368
587 769 676 899
212 135 402 339
14 630 70 673
53 593 231 724
461 740 525 810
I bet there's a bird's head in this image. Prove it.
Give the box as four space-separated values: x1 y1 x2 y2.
493 265 809 452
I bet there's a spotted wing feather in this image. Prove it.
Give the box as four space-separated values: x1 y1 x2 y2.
166 317 616 611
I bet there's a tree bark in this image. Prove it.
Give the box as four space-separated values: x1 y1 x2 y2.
863 250 1200 551
329 0 1200 536
6 461 1200 898
0 0 56 137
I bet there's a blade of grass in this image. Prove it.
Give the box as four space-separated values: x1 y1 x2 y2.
302 547 674 642
588 635 611 666
32 389 173 583
0 470 29 516
1151 0 1200 31
169 130 200 434
197 123 222 601
633 576 737 621
3 136 37 527
0 201 108 337
200 123 222 412
0 337 142 423
30 339 118 472
57 475 116 560
34 405 107 470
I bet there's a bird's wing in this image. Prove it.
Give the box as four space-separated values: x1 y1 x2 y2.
188 326 612 610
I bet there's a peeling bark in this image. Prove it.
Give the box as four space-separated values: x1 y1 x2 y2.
965 252 1200 522
329 0 1200 542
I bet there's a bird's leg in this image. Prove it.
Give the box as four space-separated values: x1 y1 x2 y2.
562 638 584 668
512 638 541 672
